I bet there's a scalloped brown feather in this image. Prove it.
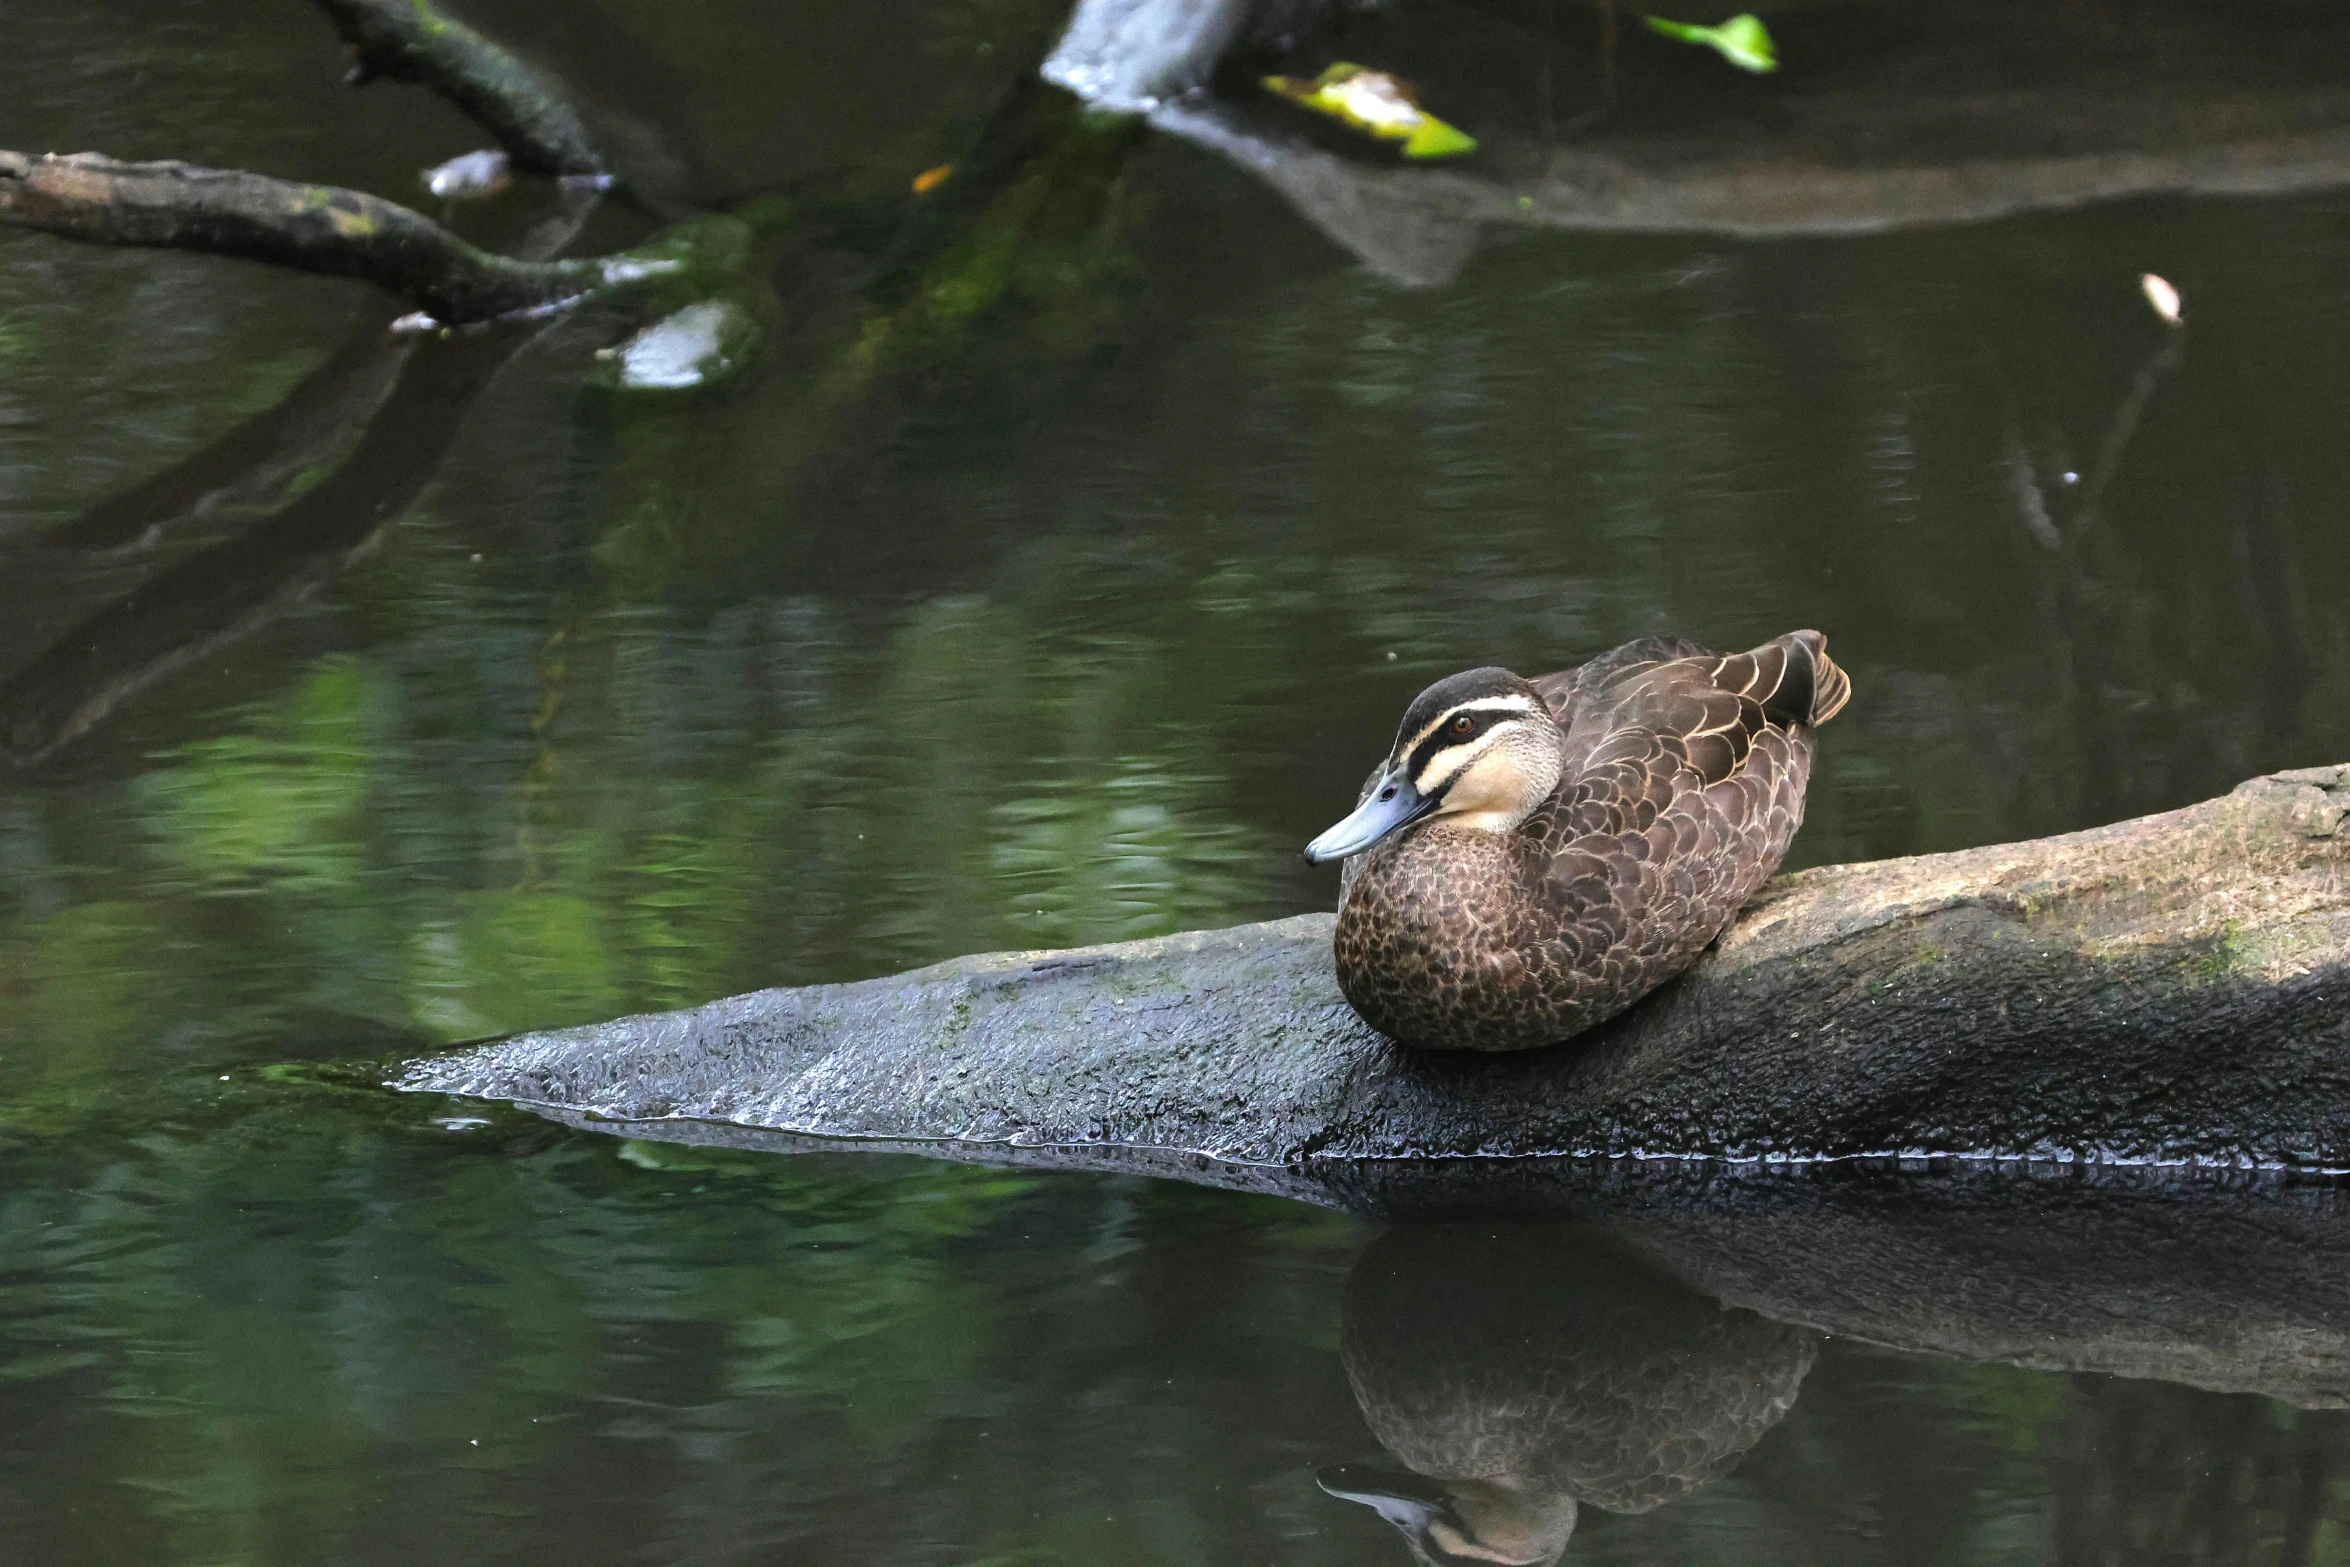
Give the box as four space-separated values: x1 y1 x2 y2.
1334 631 1848 1051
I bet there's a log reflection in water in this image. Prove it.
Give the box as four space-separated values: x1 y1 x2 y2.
1082 0 2350 286
36 315 412 557
1323 1224 1813 1565
0 327 526 767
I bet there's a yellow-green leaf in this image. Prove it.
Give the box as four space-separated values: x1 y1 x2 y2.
1262 63 1479 160
1644 13 1778 72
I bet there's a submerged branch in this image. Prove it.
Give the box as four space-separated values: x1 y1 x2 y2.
315 0 604 178
0 151 620 322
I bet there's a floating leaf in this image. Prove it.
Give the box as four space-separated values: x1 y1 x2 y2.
1644 13 1778 72
1262 63 1479 160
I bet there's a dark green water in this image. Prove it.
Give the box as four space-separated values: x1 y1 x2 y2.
5 0 2350 1560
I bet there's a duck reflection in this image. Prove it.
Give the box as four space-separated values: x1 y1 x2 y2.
1322 1224 1814 1566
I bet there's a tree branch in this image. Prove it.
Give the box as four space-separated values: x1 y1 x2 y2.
0 150 625 322
314 0 604 178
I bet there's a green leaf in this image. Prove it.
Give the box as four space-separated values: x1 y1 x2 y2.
1402 120 1479 160
1262 63 1479 160
1645 12 1779 72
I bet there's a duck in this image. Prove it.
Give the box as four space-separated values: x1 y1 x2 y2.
1303 630 1850 1051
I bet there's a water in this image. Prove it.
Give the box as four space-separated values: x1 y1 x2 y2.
5 0 2350 1559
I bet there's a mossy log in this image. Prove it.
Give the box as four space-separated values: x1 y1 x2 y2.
0 151 619 322
400 764 2350 1174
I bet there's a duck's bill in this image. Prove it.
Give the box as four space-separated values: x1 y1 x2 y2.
1317 1467 1495 1566
1317 1464 1454 1522
1304 770 1433 863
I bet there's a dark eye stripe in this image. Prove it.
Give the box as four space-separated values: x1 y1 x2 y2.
1407 709 1498 781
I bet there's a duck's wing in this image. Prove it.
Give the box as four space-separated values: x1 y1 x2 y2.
1533 632 1847 997
1528 636 1714 723
1707 629 1850 729
1560 634 1851 808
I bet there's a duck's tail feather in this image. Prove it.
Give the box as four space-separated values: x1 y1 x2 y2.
1757 630 1850 728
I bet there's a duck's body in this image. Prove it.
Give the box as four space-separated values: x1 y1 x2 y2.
1307 631 1849 1052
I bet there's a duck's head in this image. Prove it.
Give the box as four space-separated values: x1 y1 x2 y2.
1305 667 1564 864
1318 1466 1576 1567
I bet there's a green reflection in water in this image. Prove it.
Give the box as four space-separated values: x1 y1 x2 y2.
1 585 1287 1071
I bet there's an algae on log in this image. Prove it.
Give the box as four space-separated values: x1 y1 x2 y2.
399 764 2350 1174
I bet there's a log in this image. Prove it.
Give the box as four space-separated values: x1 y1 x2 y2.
0 151 628 322
398 764 2350 1175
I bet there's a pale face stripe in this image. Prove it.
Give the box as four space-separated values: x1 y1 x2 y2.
1405 698 1545 794
1396 694 1541 764
1415 730 1506 793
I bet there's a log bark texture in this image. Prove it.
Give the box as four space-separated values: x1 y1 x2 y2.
0 151 612 322
400 764 2350 1171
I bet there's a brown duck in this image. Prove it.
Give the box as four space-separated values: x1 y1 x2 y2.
1304 631 1850 1051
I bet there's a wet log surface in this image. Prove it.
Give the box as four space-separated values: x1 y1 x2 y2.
400 763 2350 1171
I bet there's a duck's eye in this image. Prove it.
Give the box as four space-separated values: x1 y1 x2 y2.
1450 715 1475 736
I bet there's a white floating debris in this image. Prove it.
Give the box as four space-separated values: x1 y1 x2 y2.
598 255 687 287
423 149 513 201
599 299 759 392
2141 272 2183 327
